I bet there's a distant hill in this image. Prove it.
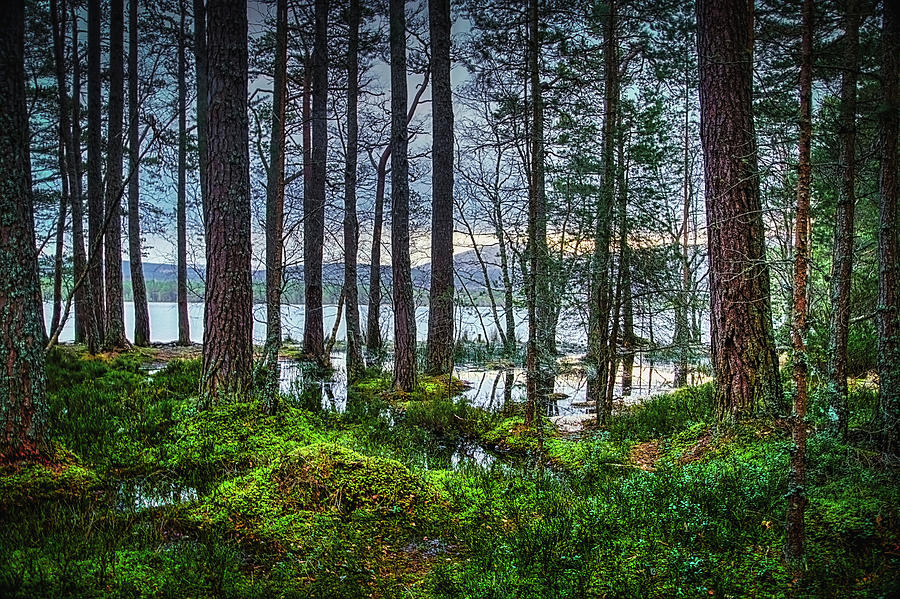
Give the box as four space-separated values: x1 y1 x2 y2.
124 247 513 292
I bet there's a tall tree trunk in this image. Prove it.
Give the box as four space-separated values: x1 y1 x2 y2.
366 69 430 356
390 0 417 392
264 0 287 410
70 7 90 347
425 0 455 376
128 0 150 346
0 0 47 460
786 0 813 565
344 0 365 380
674 71 693 388
104 0 128 349
366 145 387 354
696 0 780 420
201 0 253 401
177 0 190 346
588 0 617 423
87 0 105 350
193 0 208 223
50 0 70 341
304 0 328 363
620 241 634 395
877 0 900 455
525 0 551 427
828 0 859 439
605 127 629 409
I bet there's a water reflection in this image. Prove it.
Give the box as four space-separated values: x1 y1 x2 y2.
117 477 198 511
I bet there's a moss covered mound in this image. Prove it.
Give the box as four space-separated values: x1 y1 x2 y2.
277 443 443 517
0 449 101 509
160 401 323 476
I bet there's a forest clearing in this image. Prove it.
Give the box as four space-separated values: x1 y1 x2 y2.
2 0 899 596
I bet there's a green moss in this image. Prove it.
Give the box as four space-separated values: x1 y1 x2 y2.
160 400 324 478
0 449 101 509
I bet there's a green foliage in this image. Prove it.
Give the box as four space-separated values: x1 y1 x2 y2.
608 383 715 443
3 351 898 597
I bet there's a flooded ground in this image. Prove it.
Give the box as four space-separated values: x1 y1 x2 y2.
277 348 710 419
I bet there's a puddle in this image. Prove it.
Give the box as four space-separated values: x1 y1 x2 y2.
455 357 710 417
117 477 198 511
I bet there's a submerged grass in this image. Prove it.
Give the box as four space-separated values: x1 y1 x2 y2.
1 346 897 597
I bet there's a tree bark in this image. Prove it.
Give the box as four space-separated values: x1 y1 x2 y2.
177 0 191 347
128 0 150 346
390 0 417 392
877 0 900 455
366 69 430 355
828 0 859 439
104 0 128 349
264 0 287 410
696 0 780 420
304 0 328 364
588 0 617 423
193 0 209 223
786 0 813 565
0 0 47 460
425 0 455 376
525 0 551 427
50 0 70 341
344 0 365 380
201 0 253 401
70 7 89 346
87 0 105 349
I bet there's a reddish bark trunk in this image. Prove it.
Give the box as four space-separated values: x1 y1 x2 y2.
0 1 48 459
201 0 253 401
425 0 455 376
828 0 859 439
104 0 128 349
128 0 150 346
696 0 780 420
390 0 417 392
344 0 365 380
786 0 813 565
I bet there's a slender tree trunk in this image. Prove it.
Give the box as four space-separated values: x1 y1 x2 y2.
201 0 253 401
303 0 328 363
264 0 287 410
674 75 693 388
495 198 516 356
70 7 90 346
177 0 190 346
366 69 429 356
50 0 69 340
87 0 105 349
620 241 634 395
425 0 455 376
366 146 387 354
104 0 128 349
605 128 629 409
786 0 813 565
390 0 417 392
128 0 150 346
828 0 859 439
193 0 208 223
877 0 900 455
0 0 47 460
696 0 780 420
588 0 617 423
525 0 551 427
344 0 365 380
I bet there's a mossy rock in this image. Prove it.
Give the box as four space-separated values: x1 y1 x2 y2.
481 415 556 453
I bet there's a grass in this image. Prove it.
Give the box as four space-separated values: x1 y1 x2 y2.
1 346 897 597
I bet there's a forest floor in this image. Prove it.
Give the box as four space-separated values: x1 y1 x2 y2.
0 345 898 598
